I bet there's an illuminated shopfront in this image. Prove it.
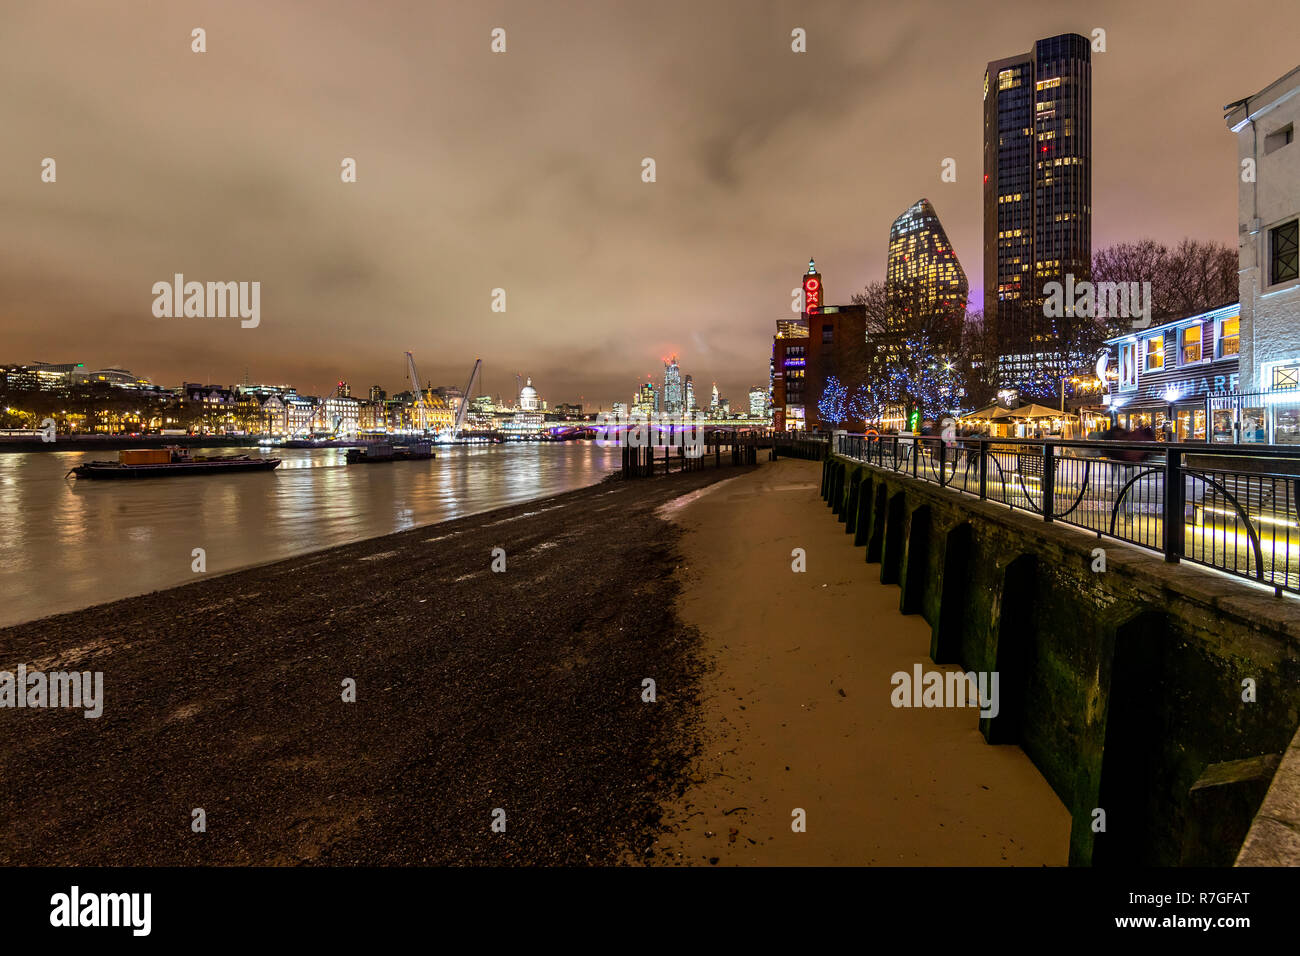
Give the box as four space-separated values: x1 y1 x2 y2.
1104 304 1240 441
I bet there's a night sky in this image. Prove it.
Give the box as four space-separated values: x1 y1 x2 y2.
3 0 1297 407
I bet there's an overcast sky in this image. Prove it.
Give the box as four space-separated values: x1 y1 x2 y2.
3 0 1297 407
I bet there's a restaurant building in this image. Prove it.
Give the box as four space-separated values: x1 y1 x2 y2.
1104 303 1243 441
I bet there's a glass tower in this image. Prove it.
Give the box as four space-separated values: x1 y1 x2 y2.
983 33 1092 392
663 356 683 417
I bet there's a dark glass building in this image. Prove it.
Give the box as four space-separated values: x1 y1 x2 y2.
983 33 1092 394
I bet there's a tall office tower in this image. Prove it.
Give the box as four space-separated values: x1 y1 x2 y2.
663 356 683 416
983 33 1092 392
709 382 720 415
886 198 969 333
748 386 766 418
368 385 385 403
635 381 655 416
337 380 351 398
684 374 695 414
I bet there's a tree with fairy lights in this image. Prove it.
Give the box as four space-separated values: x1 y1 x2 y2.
856 330 960 425
850 280 965 426
817 376 853 428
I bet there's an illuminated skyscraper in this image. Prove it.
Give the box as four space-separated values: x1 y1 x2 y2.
684 374 695 414
886 198 968 331
635 381 655 416
663 356 682 416
983 33 1092 390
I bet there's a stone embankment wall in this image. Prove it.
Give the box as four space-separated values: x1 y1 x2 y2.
823 454 1300 866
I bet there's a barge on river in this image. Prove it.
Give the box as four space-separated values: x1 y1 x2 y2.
346 441 435 464
69 446 281 479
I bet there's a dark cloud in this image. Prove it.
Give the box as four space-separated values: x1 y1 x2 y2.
1 0 1297 408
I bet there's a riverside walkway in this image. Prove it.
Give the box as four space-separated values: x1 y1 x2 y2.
653 457 1071 865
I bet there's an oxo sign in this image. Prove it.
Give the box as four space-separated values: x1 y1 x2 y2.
803 276 820 313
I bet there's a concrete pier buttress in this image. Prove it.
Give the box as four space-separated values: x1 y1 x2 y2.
826 454 1300 866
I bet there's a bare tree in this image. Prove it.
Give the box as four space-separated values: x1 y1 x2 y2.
1092 238 1237 330
960 309 1001 403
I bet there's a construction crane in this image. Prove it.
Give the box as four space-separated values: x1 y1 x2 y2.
405 351 437 433
452 359 483 438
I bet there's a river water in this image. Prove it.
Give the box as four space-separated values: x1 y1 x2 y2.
0 443 621 628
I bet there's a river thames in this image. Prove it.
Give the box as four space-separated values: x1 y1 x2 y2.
0 442 620 627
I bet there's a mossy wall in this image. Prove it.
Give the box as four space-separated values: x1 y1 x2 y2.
823 455 1300 866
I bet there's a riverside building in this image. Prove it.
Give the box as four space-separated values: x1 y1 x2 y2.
1103 304 1241 441
984 33 1092 389
1225 65 1300 396
771 319 808 431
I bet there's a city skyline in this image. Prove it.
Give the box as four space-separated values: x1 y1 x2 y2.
3 2 1297 407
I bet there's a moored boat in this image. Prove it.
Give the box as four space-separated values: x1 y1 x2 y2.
346 441 435 464
69 446 281 479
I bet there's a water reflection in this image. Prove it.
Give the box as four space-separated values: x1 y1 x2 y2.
0 443 619 627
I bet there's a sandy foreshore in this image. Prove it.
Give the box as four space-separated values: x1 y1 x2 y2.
0 467 740 865
1 455 1071 866
650 457 1072 865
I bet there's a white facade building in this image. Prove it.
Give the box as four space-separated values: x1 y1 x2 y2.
519 377 540 411
1226 65 1300 395
324 395 362 436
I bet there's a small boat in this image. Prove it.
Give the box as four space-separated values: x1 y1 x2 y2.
346 441 435 464
69 446 281 479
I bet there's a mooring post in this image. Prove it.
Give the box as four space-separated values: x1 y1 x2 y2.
1042 442 1055 522
979 439 988 501
1164 446 1184 563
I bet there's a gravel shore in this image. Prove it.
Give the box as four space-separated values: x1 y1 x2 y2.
0 466 747 865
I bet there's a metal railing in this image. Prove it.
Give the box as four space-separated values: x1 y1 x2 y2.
837 433 1300 596
772 431 829 461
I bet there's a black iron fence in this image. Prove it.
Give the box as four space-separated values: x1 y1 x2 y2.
621 430 759 478
837 433 1300 597
772 431 829 461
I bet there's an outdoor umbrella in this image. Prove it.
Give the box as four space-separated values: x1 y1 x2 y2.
1010 404 1078 420
961 403 1001 420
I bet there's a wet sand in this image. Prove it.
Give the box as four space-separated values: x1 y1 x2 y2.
652 458 1072 865
0 467 740 866
1 455 1071 867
